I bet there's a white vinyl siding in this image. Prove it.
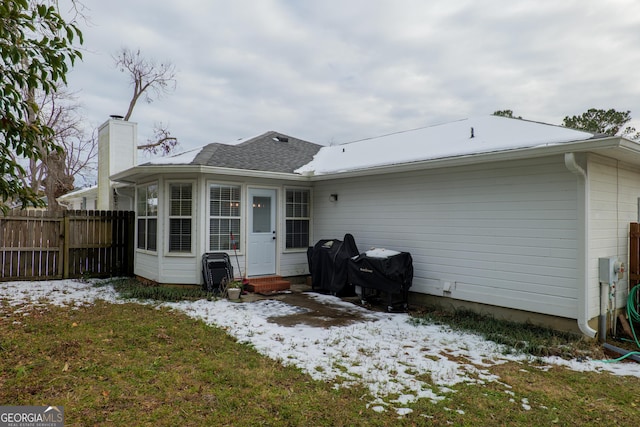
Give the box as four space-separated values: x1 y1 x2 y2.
587 154 640 316
159 256 201 284
312 155 579 318
279 251 311 276
134 252 160 282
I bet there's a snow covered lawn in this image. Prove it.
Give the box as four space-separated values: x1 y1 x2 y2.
2 279 639 416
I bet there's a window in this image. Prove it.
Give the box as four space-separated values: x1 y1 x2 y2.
137 183 158 251
209 184 241 251
285 189 310 249
168 183 192 253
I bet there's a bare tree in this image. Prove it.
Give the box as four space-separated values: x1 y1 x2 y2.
114 47 180 155
114 48 176 121
13 47 178 210
45 95 97 210
12 89 98 211
137 122 178 155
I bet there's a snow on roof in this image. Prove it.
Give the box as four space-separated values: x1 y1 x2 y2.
57 185 98 200
295 116 595 175
143 146 204 165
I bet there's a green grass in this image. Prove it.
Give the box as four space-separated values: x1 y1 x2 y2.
1 280 640 425
1 301 401 426
411 307 598 358
102 277 215 301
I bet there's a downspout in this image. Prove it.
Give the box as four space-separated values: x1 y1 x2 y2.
114 187 133 211
57 200 73 210
564 153 598 338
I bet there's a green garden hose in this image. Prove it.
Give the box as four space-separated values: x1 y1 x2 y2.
601 350 640 363
627 284 640 348
597 285 640 364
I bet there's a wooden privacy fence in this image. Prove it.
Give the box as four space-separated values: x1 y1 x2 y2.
0 210 134 281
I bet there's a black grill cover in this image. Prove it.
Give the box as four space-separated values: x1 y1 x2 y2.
348 251 413 292
307 233 359 295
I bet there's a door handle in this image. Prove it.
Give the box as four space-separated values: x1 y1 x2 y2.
272 230 276 240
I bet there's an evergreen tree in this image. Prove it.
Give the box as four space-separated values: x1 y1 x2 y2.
0 0 83 212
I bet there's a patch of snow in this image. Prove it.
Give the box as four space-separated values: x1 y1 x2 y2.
364 248 401 258
396 407 413 416
2 279 640 415
0 280 121 313
144 146 203 165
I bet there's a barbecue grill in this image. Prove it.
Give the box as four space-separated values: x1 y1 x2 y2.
348 248 413 312
307 233 359 296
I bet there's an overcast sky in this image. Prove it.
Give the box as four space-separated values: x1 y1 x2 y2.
65 0 640 156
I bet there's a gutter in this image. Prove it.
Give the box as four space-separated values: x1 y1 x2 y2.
110 164 312 184
564 152 597 338
111 136 630 184
306 135 624 181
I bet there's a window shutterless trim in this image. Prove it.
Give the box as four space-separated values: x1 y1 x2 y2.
284 188 311 250
167 181 194 254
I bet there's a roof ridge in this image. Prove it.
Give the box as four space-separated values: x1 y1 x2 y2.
341 118 469 145
192 143 221 165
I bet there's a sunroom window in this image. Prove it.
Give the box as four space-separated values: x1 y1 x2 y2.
137 183 158 251
209 184 241 251
168 183 192 253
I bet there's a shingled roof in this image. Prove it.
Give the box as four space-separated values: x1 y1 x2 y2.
183 131 321 173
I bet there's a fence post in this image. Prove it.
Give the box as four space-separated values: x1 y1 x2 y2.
62 212 71 279
57 214 64 279
126 211 135 275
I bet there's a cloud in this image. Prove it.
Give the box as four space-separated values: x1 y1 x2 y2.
66 0 640 156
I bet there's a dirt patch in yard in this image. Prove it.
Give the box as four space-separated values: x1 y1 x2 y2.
254 284 380 328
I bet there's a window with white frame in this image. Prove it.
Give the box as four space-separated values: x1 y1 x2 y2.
137 183 158 251
285 188 310 249
209 184 241 251
168 183 193 253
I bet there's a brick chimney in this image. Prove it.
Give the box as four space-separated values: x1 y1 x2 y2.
96 116 137 210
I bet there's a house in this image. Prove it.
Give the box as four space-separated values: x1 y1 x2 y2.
57 185 98 210
87 115 640 337
108 121 322 287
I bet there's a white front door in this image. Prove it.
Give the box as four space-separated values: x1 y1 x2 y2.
247 188 276 276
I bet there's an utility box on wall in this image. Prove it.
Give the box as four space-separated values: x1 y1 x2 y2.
599 256 625 283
